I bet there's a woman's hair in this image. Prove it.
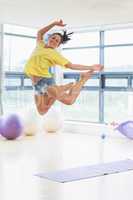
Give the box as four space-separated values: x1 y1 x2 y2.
52 30 73 44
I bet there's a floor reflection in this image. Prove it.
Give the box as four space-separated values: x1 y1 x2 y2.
0 130 133 200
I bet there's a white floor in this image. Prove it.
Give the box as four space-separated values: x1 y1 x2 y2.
0 126 133 200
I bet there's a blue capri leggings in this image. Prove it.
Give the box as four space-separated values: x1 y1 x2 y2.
33 77 55 95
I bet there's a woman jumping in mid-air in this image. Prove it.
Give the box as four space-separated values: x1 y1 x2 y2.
24 19 103 115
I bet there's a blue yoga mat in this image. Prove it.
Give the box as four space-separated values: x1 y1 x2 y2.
36 159 133 183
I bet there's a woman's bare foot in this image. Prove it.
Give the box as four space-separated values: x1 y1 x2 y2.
80 70 94 83
65 70 94 96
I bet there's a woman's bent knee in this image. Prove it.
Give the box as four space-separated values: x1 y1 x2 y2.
61 98 75 105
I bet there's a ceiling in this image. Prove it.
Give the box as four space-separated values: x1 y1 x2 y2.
0 0 133 29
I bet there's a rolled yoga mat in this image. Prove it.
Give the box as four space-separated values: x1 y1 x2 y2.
36 159 133 183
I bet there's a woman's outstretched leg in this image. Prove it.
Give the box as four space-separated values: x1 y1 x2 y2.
58 70 94 104
35 70 93 114
48 70 94 105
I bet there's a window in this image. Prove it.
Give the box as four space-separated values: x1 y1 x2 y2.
62 48 99 72
4 35 35 71
4 24 36 36
3 24 37 72
104 46 133 71
3 90 34 113
63 31 99 48
63 90 99 122
105 78 127 87
105 29 133 45
2 23 133 123
62 31 100 122
2 24 36 112
104 92 133 122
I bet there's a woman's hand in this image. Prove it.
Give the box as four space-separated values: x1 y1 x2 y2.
53 19 66 27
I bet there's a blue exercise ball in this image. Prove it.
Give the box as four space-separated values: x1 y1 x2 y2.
1 114 23 140
116 120 133 139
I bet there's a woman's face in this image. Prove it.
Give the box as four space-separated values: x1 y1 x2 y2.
47 34 62 48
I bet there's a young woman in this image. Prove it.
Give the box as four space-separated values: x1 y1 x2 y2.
24 19 103 115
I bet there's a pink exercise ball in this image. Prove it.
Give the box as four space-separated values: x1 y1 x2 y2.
0 117 4 135
116 120 133 139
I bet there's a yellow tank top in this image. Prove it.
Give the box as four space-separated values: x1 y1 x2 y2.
24 40 69 78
